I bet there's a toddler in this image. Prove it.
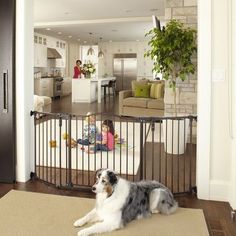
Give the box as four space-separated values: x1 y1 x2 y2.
88 119 114 153
77 112 98 146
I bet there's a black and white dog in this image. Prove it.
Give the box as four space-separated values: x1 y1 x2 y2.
74 168 178 236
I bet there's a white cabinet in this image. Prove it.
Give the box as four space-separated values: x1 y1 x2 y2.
62 77 71 96
55 48 66 68
34 78 54 97
34 44 47 67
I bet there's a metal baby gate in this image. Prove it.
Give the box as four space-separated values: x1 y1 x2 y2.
31 111 197 194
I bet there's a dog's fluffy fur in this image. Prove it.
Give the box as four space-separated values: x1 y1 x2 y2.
74 168 178 236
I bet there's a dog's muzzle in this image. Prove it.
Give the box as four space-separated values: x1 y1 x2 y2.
92 186 96 193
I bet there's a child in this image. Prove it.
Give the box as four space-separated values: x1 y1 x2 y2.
69 112 98 148
88 119 114 153
77 112 98 146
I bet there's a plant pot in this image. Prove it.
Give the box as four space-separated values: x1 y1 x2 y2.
162 118 189 154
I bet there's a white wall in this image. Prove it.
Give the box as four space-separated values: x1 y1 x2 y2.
16 0 34 181
68 43 81 77
230 0 236 209
98 41 153 80
209 0 231 200
198 0 236 207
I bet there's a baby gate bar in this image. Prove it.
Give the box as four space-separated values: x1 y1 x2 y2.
31 111 197 194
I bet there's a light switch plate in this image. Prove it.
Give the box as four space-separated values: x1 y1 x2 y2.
212 69 225 82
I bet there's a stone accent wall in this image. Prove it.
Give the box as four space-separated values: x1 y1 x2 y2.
164 0 197 116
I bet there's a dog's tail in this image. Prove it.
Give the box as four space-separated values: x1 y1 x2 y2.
157 189 178 215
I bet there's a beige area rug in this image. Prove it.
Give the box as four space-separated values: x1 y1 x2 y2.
0 190 209 236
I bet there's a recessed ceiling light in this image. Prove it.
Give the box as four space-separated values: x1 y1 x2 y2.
68 35 72 38
57 32 62 35
46 28 51 31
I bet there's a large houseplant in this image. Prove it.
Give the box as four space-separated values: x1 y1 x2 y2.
145 19 197 154
145 19 197 116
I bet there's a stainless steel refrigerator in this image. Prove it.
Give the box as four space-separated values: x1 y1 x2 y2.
113 54 137 91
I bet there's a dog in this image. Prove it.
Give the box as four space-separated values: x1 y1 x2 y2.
74 168 178 236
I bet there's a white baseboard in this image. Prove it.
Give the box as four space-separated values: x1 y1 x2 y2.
209 180 230 201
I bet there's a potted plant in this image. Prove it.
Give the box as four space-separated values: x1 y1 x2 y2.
145 19 197 154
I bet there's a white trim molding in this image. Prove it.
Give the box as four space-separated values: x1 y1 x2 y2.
16 0 34 182
197 0 212 200
210 180 230 202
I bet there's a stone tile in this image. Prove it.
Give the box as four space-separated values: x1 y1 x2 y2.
165 8 172 20
184 0 197 7
187 15 198 24
173 7 197 16
166 0 183 7
179 92 197 104
164 87 180 104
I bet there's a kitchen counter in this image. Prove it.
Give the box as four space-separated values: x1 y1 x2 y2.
72 77 116 103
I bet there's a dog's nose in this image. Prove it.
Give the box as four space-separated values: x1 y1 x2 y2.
92 186 96 192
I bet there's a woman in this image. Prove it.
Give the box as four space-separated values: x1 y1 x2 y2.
73 59 82 79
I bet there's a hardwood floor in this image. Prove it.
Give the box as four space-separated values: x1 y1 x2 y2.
51 94 119 115
0 180 235 236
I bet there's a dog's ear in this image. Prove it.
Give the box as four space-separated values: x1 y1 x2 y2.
107 171 118 185
95 168 105 178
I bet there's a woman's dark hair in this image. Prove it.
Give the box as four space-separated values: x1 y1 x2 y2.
76 59 82 65
102 119 114 135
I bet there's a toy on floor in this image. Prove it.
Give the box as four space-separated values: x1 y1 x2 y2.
49 140 57 148
66 138 77 148
63 133 69 140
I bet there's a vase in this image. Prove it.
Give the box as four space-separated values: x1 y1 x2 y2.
85 72 91 78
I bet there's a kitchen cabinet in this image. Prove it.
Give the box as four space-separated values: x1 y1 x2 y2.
55 48 66 68
34 43 47 67
62 77 72 96
34 78 54 97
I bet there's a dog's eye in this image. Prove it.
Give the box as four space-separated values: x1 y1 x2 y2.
102 179 106 183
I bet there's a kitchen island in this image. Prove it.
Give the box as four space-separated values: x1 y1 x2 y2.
72 77 116 103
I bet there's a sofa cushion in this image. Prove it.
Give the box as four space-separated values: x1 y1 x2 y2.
147 98 164 109
123 97 149 108
150 83 164 99
131 79 148 91
134 84 151 98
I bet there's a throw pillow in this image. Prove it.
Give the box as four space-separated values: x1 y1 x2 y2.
150 83 164 99
134 84 151 98
131 80 148 91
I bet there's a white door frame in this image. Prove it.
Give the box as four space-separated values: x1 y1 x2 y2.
16 0 213 200
196 0 212 199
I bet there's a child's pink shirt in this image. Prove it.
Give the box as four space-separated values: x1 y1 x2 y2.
102 131 114 150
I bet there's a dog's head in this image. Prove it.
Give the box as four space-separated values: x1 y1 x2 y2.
92 169 119 196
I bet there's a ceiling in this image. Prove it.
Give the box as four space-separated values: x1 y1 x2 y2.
34 0 165 43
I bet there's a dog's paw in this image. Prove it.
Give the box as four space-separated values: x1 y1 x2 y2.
77 229 89 236
74 219 85 227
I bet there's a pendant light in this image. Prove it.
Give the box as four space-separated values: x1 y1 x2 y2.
87 32 95 56
98 37 104 58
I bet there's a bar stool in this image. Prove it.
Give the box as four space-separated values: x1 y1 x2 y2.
101 80 116 101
